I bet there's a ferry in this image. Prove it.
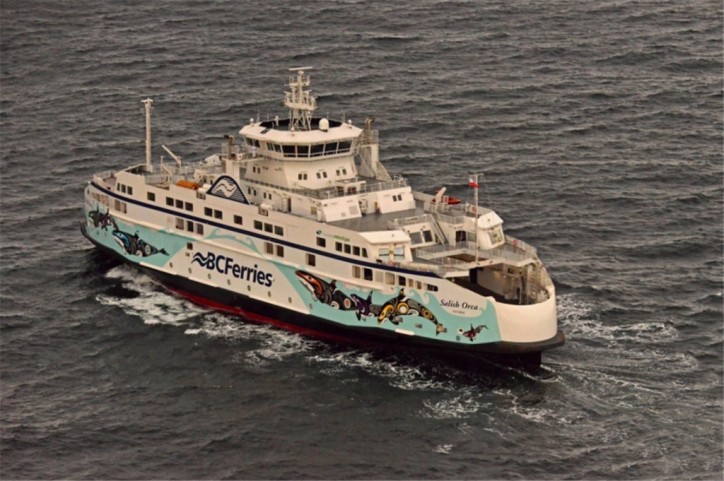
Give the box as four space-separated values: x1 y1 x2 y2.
81 68 564 367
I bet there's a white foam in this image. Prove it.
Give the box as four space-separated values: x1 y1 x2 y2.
557 294 680 346
420 391 484 419
434 444 454 454
307 350 456 391
98 266 207 326
186 313 319 366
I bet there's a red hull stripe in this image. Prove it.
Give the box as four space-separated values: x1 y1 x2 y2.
165 286 357 345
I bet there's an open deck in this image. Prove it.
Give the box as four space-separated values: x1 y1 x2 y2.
328 201 425 233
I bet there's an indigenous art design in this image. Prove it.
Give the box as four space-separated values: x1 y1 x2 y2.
296 271 447 335
87 207 114 229
459 324 488 341
88 210 168 258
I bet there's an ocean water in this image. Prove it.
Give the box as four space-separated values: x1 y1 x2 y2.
1 0 722 479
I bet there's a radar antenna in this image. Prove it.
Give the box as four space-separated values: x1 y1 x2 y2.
285 67 317 131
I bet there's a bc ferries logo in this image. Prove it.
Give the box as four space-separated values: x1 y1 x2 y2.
208 175 249 204
192 252 273 286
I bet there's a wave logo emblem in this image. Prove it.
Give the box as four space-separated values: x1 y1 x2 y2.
190 251 273 287
208 175 249 204
192 252 214 269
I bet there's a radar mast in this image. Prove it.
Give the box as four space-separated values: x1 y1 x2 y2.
285 67 317 131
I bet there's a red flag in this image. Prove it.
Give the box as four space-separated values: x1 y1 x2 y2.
468 176 479 189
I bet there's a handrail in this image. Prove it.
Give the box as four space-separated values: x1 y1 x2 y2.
415 239 536 266
504 234 538 256
245 175 408 200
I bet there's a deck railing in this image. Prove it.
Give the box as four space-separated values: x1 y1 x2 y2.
414 238 536 267
246 175 408 200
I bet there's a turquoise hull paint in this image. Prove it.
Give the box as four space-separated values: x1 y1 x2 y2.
84 203 187 267
205 229 262 254
84 200 502 346
275 263 502 345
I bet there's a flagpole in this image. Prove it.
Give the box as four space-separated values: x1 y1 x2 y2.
474 173 479 263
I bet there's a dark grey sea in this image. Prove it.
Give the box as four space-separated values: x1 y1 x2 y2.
1 0 722 479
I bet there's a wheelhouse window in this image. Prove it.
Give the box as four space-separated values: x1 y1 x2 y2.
310 144 325 156
324 142 338 154
337 140 352 153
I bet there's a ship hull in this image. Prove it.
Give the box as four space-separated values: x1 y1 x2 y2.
82 222 564 368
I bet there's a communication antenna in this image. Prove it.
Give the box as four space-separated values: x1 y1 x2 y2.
285 67 317 131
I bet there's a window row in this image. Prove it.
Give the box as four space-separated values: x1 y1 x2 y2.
351 266 438 291
335 241 368 258
245 138 353 158
203 207 223 219
296 168 349 181
253 220 284 236
175 217 204 235
391 194 403 202
91 192 110 206
117 183 133 195
264 241 285 258
165 196 193 212
409 229 435 246
378 246 405 258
